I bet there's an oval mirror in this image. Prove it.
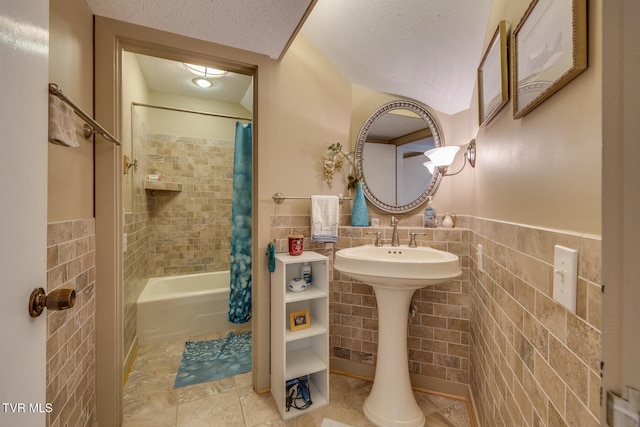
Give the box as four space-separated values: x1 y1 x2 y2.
355 100 444 213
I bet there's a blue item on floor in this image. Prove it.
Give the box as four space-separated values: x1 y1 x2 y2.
174 331 252 388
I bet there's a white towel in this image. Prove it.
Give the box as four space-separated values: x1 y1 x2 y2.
311 195 340 243
48 94 79 147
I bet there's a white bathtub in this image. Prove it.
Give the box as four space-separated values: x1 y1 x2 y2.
137 271 240 345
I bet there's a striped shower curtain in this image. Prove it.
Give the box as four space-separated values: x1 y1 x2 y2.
228 122 252 323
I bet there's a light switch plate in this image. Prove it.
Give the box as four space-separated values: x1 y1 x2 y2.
552 245 578 313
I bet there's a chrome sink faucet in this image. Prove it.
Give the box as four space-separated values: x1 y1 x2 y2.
391 216 400 247
409 232 427 248
366 231 384 247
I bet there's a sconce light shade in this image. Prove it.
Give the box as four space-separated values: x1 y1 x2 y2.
423 161 436 174
424 139 476 176
424 146 460 168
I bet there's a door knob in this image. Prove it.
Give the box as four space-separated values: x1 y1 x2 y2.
28 287 76 317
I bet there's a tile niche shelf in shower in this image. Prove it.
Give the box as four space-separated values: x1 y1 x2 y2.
143 181 182 192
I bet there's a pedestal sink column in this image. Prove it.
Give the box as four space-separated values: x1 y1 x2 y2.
363 286 425 427
333 244 462 426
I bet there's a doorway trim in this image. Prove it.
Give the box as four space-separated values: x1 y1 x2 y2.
94 17 267 424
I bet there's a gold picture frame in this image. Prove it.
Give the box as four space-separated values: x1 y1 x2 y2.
289 309 311 331
478 20 509 126
512 0 587 119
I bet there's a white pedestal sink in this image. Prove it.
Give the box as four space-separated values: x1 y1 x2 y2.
334 245 462 427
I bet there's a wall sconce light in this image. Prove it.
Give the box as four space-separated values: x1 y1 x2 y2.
423 160 436 174
424 139 476 176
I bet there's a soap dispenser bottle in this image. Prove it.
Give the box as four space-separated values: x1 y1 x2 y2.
302 262 312 285
424 197 438 228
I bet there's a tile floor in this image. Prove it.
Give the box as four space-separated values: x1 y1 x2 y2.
123 328 473 427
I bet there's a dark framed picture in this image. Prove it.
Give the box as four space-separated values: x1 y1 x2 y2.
478 20 509 126
512 0 587 119
289 309 311 331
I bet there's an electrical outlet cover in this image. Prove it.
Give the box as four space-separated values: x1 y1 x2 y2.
552 245 578 313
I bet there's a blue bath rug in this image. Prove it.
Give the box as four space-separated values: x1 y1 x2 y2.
174 332 252 388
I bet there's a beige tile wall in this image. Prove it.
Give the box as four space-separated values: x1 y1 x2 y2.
123 126 235 371
468 217 602 427
271 213 602 426
123 124 235 373
123 108 151 370
123 209 149 370
272 213 472 386
147 134 234 276
332 224 471 385
46 219 96 427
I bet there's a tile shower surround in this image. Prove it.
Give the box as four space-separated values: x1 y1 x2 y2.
146 133 234 277
272 213 601 427
123 108 151 373
46 219 96 427
123 117 235 373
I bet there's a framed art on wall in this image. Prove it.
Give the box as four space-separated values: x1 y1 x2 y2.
478 20 509 126
512 0 587 119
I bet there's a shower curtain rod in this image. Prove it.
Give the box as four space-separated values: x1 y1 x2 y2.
131 102 252 122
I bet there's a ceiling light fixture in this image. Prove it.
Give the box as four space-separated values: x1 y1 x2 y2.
192 78 214 88
424 139 476 176
184 63 228 78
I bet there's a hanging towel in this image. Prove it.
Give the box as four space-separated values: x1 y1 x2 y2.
311 195 340 243
48 94 79 147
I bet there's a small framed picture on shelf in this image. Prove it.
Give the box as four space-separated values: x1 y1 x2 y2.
290 309 311 332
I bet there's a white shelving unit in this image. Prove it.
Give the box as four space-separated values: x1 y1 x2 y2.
271 251 329 419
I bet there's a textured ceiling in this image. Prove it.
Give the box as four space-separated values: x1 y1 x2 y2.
134 53 253 105
301 0 493 114
85 0 314 59
85 0 493 115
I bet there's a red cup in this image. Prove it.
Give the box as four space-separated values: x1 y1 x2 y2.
288 235 303 256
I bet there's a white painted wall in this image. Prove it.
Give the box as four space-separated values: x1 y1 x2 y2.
0 1 48 425
437 0 601 235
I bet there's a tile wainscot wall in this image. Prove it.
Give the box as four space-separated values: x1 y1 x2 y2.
46 219 96 427
272 213 601 427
